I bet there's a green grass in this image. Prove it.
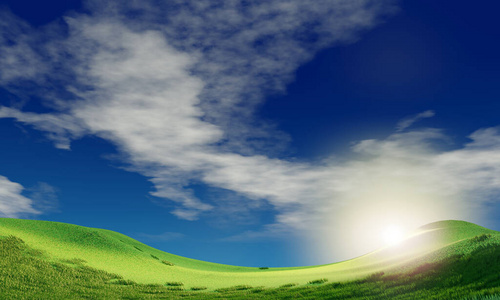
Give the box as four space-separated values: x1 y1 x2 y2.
1 233 500 299
1 217 499 299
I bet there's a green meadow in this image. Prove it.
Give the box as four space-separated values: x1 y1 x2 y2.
1 218 500 299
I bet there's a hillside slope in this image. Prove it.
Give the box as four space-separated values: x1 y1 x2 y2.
0 218 498 289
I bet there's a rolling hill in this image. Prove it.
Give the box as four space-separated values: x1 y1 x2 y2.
1 217 500 299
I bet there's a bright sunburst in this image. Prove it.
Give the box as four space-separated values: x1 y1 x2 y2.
382 225 405 246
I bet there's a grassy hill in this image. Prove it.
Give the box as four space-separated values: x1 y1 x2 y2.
1 218 500 299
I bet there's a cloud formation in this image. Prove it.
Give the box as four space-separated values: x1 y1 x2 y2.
0 175 40 218
0 0 396 221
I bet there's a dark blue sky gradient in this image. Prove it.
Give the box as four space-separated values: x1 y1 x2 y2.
261 1 500 159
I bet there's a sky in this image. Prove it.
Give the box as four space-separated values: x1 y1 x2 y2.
0 0 499 267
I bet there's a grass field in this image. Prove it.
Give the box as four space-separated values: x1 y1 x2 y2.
1 218 500 298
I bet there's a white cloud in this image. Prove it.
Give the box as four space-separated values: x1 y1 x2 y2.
0 175 40 218
396 110 435 132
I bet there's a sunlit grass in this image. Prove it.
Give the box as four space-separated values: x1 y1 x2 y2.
1 233 500 299
1 217 500 299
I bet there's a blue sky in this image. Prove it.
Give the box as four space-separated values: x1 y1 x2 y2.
0 0 499 267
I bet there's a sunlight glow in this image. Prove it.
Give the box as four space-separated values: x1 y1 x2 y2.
307 159 473 264
382 225 404 246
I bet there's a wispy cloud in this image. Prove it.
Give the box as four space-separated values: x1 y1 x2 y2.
0 175 40 218
396 110 435 132
0 107 88 149
26 182 59 213
0 10 49 84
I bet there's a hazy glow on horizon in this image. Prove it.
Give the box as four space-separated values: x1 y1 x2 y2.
305 149 480 264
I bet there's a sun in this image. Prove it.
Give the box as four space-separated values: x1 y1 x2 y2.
382 225 405 246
